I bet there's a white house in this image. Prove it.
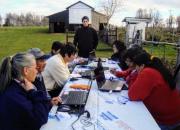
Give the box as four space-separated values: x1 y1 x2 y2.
48 1 107 33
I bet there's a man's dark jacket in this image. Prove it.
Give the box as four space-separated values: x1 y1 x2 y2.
74 26 98 58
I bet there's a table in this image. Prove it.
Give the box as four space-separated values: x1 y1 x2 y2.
41 60 160 130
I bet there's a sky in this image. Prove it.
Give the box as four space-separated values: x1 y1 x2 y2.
0 0 180 26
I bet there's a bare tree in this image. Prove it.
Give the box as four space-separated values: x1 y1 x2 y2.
136 8 162 27
136 8 143 18
176 16 180 33
4 13 13 26
33 15 41 26
166 11 176 32
19 14 26 26
41 16 49 26
3 12 48 26
25 12 34 26
100 0 124 27
153 10 162 27
0 14 2 26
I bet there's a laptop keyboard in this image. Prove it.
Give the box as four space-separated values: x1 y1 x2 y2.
62 91 88 105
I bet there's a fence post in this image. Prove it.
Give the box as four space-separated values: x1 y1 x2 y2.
175 39 180 91
116 27 118 41
176 39 180 67
66 28 68 44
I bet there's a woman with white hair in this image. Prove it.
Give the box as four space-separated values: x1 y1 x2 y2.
0 52 49 130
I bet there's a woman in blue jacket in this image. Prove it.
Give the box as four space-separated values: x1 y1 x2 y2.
0 52 49 130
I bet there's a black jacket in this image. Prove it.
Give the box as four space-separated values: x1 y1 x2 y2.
74 26 98 58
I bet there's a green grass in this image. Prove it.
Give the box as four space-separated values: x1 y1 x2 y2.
0 26 177 64
0 26 113 60
0 26 67 59
143 43 177 62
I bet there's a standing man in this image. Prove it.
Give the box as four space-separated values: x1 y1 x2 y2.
73 16 98 58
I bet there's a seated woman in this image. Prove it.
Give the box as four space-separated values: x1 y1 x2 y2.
42 43 77 97
111 47 142 87
0 52 49 130
111 40 128 70
128 51 180 130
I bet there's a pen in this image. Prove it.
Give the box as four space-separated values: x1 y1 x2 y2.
101 112 112 121
55 114 61 121
106 111 119 119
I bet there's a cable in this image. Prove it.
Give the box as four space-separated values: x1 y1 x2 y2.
96 79 100 130
71 68 94 130
71 115 80 130
80 116 95 130
71 110 95 130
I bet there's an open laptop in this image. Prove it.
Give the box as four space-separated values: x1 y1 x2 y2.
61 91 88 106
94 62 125 92
58 79 92 113
58 90 89 114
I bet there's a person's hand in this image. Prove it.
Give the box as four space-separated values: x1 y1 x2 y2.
110 68 116 75
22 78 34 91
78 58 85 63
51 97 62 106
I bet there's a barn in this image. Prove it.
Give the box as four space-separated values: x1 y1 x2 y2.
48 1 107 33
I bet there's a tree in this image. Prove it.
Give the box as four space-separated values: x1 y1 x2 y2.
0 14 2 26
176 16 180 33
136 8 143 18
25 12 34 26
41 16 49 26
100 0 124 27
166 12 176 32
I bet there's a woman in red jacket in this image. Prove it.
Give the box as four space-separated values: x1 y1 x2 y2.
128 51 180 130
111 46 142 87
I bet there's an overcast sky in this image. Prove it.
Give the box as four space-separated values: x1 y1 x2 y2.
0 0 180 26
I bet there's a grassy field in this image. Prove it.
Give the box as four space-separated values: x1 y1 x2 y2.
0 26 113 60
0 26 177 65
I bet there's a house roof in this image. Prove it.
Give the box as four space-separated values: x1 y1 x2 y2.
66 1 94 10
122 17 152 23
47 10 67 17
93 10 107 17
47 1 106 19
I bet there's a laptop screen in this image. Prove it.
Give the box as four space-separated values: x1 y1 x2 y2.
94 60 106 88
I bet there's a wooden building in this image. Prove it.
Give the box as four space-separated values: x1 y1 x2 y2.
48 1 107 33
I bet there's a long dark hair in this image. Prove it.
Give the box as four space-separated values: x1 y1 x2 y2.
133 51 176 90
112 40 126 54
123 46 143 62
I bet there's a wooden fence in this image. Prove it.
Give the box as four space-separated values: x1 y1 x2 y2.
65 27 118 44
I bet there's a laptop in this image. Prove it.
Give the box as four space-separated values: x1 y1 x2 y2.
58 80 92 113
79 70 94 79
61 91 88 106
57 91 89 113
94 61 125 92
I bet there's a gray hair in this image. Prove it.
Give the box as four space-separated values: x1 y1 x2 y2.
0 52 35 93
